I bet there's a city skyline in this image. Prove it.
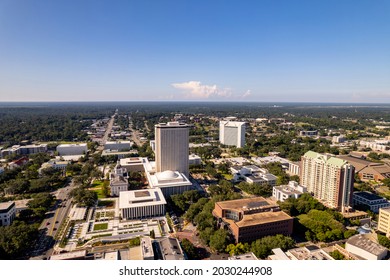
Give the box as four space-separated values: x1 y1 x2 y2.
0 0 389 103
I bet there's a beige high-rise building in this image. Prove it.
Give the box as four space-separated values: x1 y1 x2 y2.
300 151 354 211
155 122 189 177
378 208 390 238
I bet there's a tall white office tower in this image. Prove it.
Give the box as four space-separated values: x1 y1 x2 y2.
219 121 246 148
155 122 189 177
301 151 354 211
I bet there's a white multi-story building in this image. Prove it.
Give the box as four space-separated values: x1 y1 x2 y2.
116 157 192 199
17 144 48 155
0 201 16 226
288 161 301 176
231 165 277 186
56 143 88 156
359 140 389 152
189 154 202 166
332 135 346 144
219 121 246 148
119 188 166 220
140 236 154 260
301 151 354 211
104 141 131 151
155 122 189 177
273 181 307 202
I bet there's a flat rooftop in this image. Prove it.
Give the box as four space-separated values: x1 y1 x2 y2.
157 237 185 260
57 143 87 147
288 246 333 260
342 210 370 219
228 253 258 260
274 185 303 195
69 205 87 221
155 122 188 128
105 141 131 144
347 234 388 256
129 246 143 260
216 197 276 212
0 201 15 211
119 189 166 209
120 157 144 165
235 210 293 227
50 250 87 260
354 191 387 201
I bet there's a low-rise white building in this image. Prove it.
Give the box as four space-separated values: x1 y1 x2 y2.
140 236 154 260
104 141 132 151
251 156 301 176
332 135 346 144
345 234 388 260
228 253 258 260
119 188 166 220
359 140 389 152
269 246 334 260
56 143 88 156
273 181 307 202
39 159 69 174
0 201 16 226
155 237 185 260
189 154 202 166
119 157 147 172
231 165 277 186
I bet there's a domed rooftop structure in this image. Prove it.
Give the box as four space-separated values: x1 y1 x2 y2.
157 170 179 181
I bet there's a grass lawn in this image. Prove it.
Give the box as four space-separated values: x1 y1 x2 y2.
90 180 109 199
93 223 108 231
91 180 106 188
223 174 233 180
377 185 390 199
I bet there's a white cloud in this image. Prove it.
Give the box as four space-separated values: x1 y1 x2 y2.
241 90 251 98
171 81 231 99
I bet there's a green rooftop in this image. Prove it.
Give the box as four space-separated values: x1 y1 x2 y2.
304 151 347 167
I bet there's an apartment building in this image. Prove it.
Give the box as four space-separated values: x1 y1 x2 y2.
301 151 354 211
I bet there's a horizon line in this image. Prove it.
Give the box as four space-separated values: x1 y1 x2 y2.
0 100 390 105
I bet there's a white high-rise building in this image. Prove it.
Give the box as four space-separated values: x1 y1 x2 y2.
219 121 246 148
301 151 354 211
155 122 189 177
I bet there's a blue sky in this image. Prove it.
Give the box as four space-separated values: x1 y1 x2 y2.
0 0 389 102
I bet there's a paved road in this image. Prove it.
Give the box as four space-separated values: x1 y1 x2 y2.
98 113 116 151
30 179 78 259
128 118 144 147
